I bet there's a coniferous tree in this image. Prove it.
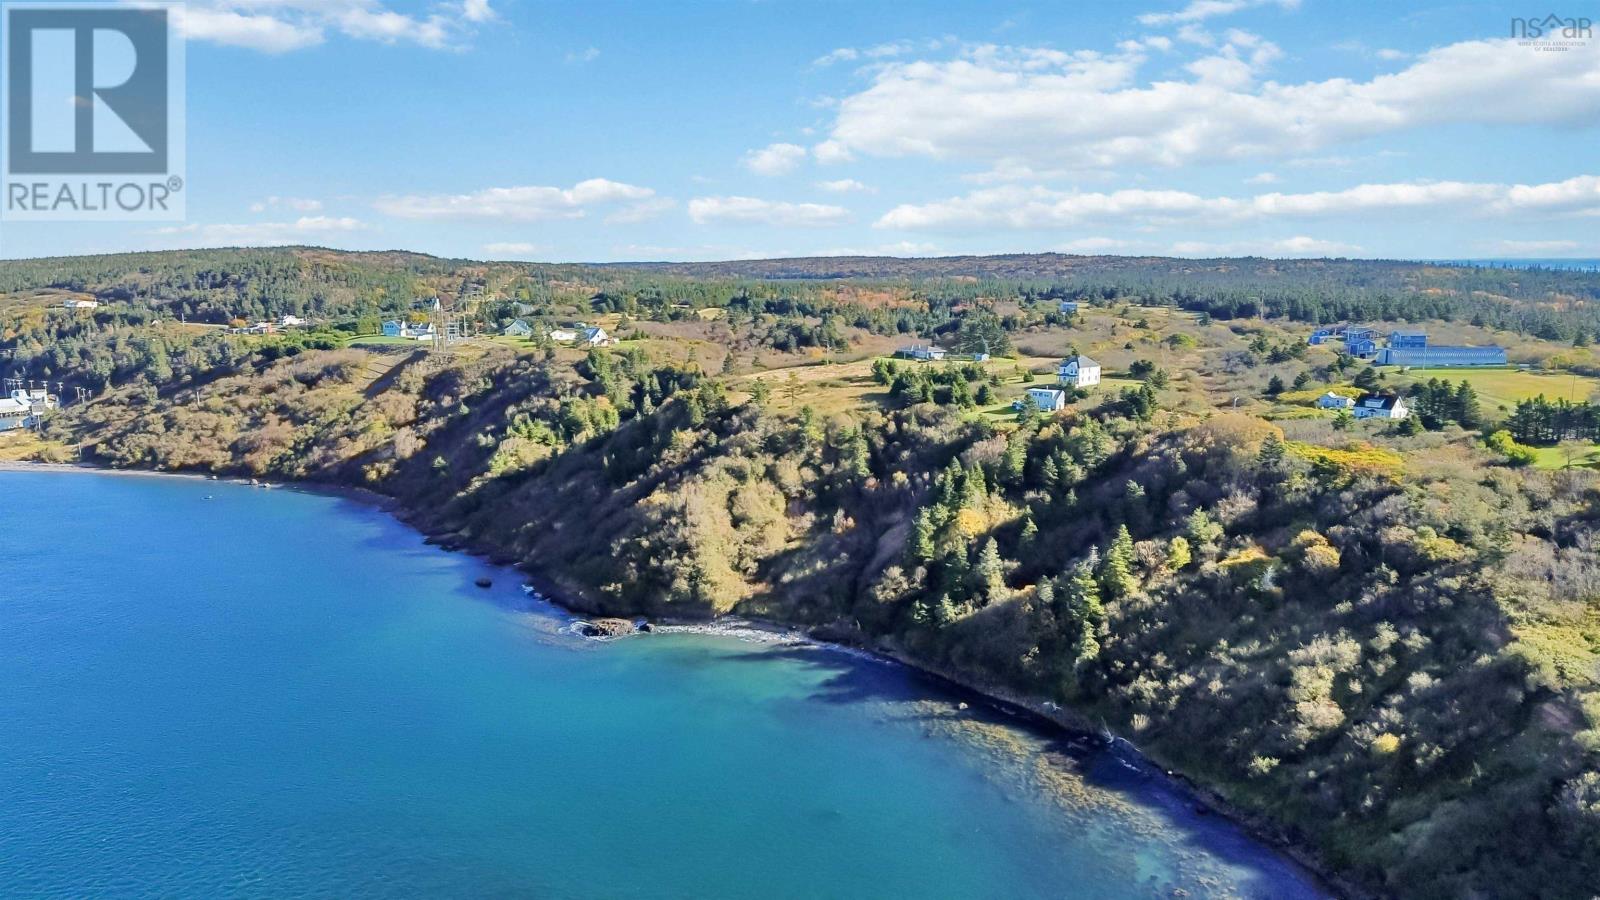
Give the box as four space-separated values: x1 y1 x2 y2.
1099 525 1139 599
974 538 1006 604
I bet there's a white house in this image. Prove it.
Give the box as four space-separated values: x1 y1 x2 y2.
897 344 947 362
1316 391 1356 410
1017 387 1068 412
502 319 534 338
548 327 579 343
383 319 435 340
0 389 53 431
580 326 612 347
62 299 99 311
278 314 306 328
1352 393 1409 420
1057 354 1101 388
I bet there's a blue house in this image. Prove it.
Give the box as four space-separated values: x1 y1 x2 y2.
1389 330 1428 350
1343 327 1379 358
381 319 405 337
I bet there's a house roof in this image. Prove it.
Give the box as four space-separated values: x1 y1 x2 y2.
1356 393 1403 410
1060 354 1099 368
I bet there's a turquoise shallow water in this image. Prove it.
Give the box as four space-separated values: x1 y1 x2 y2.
0 471 1328 899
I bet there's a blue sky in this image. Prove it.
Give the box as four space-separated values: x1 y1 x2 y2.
6 0 1600 261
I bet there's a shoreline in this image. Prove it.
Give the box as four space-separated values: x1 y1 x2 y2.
0 459 1353 898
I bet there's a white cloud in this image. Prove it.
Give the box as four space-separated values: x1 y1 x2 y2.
1137 0 1300 27
175 7 325 53
742 143 808 176
811 140 854 165
812 38 947 68
483 241 540 257
250 196 324 213
688 196 852 227
1245 172 1278 185
168 1 490 53
1376 48 1409 61
153 216 365 248
1167 235 1362 257
822 37 1600 172
605 197 677 224
375 179 658 222
566 46 601 63
875 175 1600 231
815 178 875 193
460 0 496 24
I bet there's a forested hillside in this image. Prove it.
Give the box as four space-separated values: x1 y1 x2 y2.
5 247 1600 897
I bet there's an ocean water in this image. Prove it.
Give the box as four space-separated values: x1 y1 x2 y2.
0 471 1328 899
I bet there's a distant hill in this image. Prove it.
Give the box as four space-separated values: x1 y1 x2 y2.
594 252 1428 281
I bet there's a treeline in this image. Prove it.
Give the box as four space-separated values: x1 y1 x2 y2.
1506 396 1600 444
11 248 1600 350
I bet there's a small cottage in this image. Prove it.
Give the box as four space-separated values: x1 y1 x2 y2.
1019 387 1068 412
897 345 947 362
503 319 534 338
1353 393 1409 420
1316 391 1355 409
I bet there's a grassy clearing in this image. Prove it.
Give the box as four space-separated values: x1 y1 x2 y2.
348 335 423 347
1390 366 1600 409
1529 442 1600 470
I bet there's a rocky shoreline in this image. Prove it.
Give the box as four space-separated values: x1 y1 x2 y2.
0 460 1355 898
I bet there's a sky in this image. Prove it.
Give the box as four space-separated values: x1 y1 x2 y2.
5 0 1600 262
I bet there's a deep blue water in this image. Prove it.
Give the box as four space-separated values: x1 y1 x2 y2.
0 471 1329 898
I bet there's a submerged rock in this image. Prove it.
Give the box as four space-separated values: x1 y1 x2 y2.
474 577 493 589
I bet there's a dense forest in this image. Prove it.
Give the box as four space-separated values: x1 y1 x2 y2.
6 247 1600 898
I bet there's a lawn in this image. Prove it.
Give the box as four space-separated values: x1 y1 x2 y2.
1529 442 1600 470
347 335 422 347
1391 367 1600 410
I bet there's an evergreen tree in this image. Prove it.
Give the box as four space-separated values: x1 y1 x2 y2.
974 538 1006 604
1060 560 1104 665
1455 380 1483 429
910 509 937 561
1002 435 1027 487
1258 432 1286 467
1099 524 1139 599
1266 374 1286 396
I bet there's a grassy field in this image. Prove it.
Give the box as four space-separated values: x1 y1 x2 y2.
1530 442 1600 470
1390 367 1600 409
